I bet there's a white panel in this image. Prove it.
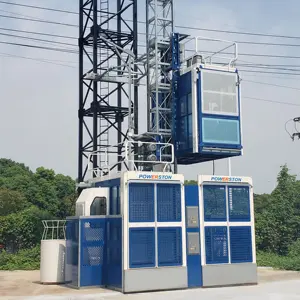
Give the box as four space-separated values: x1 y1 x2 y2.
192 68 198 152
75 187 109 216
122 173 129 270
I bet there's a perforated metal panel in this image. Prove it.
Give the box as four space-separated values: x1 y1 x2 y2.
129 183 155 222
228 186 251 221
66 218 79 287
80 218 106 287
82 246 103 266
158 227 182 267
82 222 105 241
157 183 181 222
106 217 122 289
205 226 229 264
186 206 199 228
230 226 253 263
187 232 200 255
129 228 155 268
203 185 226 221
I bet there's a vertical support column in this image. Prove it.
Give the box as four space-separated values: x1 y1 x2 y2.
78 0 84 183
92 0 98 174
117 0 122 171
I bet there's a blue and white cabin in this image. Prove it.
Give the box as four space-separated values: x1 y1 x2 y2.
184 175 257 288
66 167 188 293
173 38 243 164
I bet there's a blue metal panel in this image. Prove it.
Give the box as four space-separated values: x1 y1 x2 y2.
230 226 253 263
129 227 155 268
185 185 203 288
129 183 155 222
105 217 122 289
80 218 106 287
205 226 229 264
203 185 226 222
175 71 193 155
228 186 251 222
157 227 182 267
95 178 121 188
157 183 181 222
66 218 79 287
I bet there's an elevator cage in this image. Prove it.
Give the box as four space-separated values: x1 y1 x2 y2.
174 64 242 164
198 175 257 287
66 171 187 293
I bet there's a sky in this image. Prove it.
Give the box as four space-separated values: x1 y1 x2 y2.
0 0 300 194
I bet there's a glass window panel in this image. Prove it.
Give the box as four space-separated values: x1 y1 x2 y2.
202 71 237 94
90 197 107 215
202 118 240 145
202 92 238 115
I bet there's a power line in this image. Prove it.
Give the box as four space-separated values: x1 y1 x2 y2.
243 80 300 91
239 69 300 76
0 0 77 15
0 52 76 68
0 27 77 40
0 32 76 47
237 64 300 73
244 96 300 107
196 37 300 48
3 1 300 43
0 40 77 54
176 25 300 41
0 14 77 27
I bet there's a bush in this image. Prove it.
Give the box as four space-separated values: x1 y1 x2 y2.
257 251 300 271
288 239 300 258
0 246 40 270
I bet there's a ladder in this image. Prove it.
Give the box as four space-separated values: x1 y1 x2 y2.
99 0 110 169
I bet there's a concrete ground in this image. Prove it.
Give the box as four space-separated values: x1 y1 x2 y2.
1 268 300 300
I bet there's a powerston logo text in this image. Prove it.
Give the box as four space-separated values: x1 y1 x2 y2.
210 176 242 182
138 174 172 180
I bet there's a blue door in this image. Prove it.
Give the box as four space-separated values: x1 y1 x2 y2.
185 185 203 287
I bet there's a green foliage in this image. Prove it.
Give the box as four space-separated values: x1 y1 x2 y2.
0 206 52 251
0 246 40 270
255 164 300 255
257 251 300 271
0 188 29 216
288 239 300 258
184 180 197 185
0 158 77 261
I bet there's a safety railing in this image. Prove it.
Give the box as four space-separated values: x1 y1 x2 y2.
42 220 66 240
86 140 174 179
182 36 238 70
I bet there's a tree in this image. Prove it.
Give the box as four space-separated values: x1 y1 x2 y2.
0 206 52 251
0 189 29 216
255 164 299 255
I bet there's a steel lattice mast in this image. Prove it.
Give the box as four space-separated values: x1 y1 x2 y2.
78 0 138 183
146 0 174 139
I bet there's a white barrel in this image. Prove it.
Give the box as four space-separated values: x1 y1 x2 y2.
40 239 66 284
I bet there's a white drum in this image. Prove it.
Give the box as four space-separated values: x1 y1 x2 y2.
40 239 66 284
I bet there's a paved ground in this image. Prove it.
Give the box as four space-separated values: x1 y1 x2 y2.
1 268 300 300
